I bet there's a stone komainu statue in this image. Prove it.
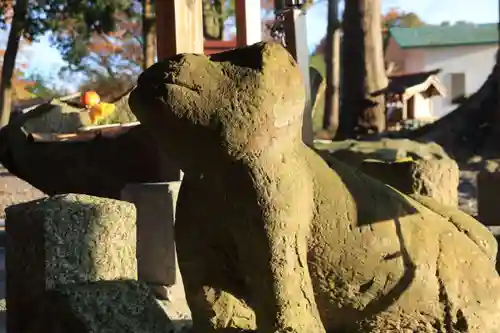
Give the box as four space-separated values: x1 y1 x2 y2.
129 42 500 333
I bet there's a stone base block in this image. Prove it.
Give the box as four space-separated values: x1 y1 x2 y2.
5 194 138 333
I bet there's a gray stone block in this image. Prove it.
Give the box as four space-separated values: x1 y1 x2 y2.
121 181 181 299
359 158 459 207
5 194 138 333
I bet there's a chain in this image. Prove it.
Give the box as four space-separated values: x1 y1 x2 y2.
268 8 289 47
268 4 306 48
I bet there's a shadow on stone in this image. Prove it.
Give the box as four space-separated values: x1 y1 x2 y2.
29 280 172 333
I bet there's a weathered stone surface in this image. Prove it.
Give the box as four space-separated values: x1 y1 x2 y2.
29 280 172 333
6 194 138 333
409 194 497 262
478 169 500 226
13 92 137 133
129 42 500 333
121 181 181 298
355 158 459 207
315 139 450 168
317 140 460 209
21 99 90 134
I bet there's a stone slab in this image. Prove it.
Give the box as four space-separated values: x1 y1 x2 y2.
5 194 138 333
121 182 181 298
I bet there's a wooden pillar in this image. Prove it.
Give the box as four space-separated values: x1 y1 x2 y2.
133 2 202 299
156 0 204 61
155 0 203 180
402 96 408 120
323 0 340 133
235 0 262 47
283 8 313 146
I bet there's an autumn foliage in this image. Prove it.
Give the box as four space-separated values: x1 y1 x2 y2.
0 1 35 102
63 9 142 102
10 71 34 100
0 45 34 101
314 7 424 55
382 7 424 31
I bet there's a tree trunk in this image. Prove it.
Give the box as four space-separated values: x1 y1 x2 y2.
0 0 28 129
142 0 156 69
202 0 225 40
322 0 340 137
214 0 225 40
339 0 388 138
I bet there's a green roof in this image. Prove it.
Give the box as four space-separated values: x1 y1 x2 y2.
390 23 499 49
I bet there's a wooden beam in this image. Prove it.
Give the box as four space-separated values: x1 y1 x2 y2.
156 0 204 61
155 0 203 181
235 0 262 47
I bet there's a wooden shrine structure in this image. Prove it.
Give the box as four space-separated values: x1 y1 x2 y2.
155 0 313 147
155 0 262 59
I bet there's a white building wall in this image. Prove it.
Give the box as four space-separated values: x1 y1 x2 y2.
412 93 434 120
419 44 497 117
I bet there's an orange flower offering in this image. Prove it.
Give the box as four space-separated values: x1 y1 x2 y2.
89 102 116 124
81 91 101 108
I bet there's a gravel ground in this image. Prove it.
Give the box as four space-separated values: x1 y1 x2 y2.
0 165 46 219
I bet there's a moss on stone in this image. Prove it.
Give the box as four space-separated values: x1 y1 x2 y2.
317 140 460 207
5 194 137 333
22 100 91 134
17 96 137 135
316 139 450 168
31 280 172 333
358 158 459 207
410 193 497 262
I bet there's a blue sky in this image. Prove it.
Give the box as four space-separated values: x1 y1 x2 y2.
10 0 500 91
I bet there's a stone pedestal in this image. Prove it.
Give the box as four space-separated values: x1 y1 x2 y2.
121 181 182 300
359 158 459 207
5 194 137 333
478 169 500 226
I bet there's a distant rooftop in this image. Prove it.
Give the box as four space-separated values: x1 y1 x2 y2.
387 69 441 93
390 23 499 49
